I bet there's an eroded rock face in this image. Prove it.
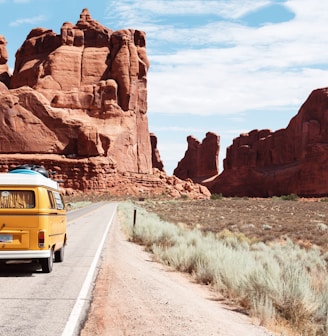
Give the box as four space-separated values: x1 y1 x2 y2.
174 132 220 181
0 154 210 199
0 35 10 88
150 133 164 172
206 88 328 197
3 8 152 174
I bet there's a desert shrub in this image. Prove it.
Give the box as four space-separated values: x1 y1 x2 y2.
180 193 189 200
279 193 299 201
317 222 328 231
210 193 223 200
118 201 328 335
119 202 180 250
216 228 252 248
153 239 199 273
250 294 275 327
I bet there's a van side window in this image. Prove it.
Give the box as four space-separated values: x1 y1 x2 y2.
47 190 56 209
53 192 64 210
0 190 35 209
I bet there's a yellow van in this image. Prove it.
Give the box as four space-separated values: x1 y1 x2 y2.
0 167 67 273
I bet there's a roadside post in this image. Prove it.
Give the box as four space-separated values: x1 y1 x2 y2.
133 208 137 228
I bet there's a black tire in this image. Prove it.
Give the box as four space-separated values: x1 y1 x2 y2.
54 245 65 263
40 249 54 273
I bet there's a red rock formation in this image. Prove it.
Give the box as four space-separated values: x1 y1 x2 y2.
206 88 328 197
0 9 210 199
0 35 10 88
3 9 151 174
150 133 164 172
174 132 220 181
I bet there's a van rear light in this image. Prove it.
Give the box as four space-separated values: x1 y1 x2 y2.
38 230 45 247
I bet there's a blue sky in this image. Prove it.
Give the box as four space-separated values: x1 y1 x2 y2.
1 0 328 175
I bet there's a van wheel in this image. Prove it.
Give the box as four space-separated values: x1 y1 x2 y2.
40 249 54 273
55 245 65 263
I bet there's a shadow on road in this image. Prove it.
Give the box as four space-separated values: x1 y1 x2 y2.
0 260 43 277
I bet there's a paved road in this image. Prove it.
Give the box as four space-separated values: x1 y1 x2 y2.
0 202 117 336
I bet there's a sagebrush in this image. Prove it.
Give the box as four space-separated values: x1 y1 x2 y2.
118 201 328 336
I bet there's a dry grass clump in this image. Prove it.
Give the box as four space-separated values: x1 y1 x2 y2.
118 201 328 336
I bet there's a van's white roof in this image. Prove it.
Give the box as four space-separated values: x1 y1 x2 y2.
0 173 59 190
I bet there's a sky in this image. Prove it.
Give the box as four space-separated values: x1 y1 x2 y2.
1 0 328 175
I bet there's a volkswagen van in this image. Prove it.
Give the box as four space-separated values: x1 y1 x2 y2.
0 168 67 273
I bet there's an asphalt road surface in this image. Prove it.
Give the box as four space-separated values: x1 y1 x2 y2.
0 202 117 336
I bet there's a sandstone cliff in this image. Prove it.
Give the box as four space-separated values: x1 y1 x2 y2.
174 132 220 181
206 88 328 197
0 9 210 199
5 8 151 174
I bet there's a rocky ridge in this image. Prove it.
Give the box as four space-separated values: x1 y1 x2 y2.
205 88 328 197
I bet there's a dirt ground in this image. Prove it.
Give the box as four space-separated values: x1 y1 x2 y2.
140 198 328 250
80 213 276 336
80 197 328 335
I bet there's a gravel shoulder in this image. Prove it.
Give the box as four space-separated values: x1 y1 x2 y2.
80 216 276 336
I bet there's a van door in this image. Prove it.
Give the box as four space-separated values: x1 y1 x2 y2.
47 190 66 250
0 189 38 251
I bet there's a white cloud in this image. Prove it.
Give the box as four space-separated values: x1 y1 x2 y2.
106 0 271 43
142 0 269 18
148 62 328 116
106 0 272 26
144 0 328 117
9 14 46 27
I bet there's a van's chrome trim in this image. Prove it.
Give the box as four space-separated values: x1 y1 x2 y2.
0 250 51 259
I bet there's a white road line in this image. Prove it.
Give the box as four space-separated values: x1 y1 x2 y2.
61 203 117 336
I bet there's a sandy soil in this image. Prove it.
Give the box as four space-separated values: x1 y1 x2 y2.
80 216 276 336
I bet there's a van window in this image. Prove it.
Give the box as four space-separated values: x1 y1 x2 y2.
47 190 56 209
53 191 64 210
0 190 35 209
